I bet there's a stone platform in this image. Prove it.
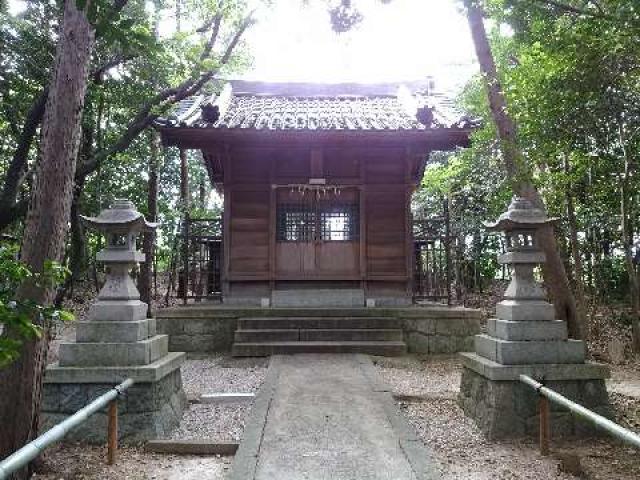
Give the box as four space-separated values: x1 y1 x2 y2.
459 353 610 439
43 299 187 443
229 354 439 480
156 305 482 355
42 353 187 443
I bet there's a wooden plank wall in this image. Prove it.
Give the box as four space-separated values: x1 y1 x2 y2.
219 145 412 295
362 150 408 281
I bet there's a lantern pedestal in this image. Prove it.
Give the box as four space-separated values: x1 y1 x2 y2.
458 197 610 439
42 200 186 443
458 354 610 439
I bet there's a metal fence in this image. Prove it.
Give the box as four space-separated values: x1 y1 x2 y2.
519 374 640 455
0 379 134 479
412 216 452 304
166 215 223 304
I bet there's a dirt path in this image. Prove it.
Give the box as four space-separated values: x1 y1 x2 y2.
32 444 231 480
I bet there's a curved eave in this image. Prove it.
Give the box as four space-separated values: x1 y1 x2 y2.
157 125 472 150
80 215 158 233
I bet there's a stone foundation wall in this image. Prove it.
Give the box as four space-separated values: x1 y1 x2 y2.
157 316 237 352
42 368 187 444
156 307 482 354
458 367 611 439
403 317 479 354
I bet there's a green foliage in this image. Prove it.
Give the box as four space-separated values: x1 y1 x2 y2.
593 256 629 302
0 244 74 366
411 0 640 302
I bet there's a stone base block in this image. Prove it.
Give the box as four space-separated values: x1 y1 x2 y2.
403 315 480 354
496 300 555 321
487 318 567 341
368 296 412 306
271 289 365 307
458 360 611 439
89 300 148 322
76 318 156 343
475 334 585 364
59 334 169 367
42 364 186 444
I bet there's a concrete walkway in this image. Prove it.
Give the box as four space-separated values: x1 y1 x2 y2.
229 354 439 480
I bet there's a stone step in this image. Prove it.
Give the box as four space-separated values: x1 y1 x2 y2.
271 289 365 307
157 305 483 320
487 318 568 341
232 341 407 357
474 334 586 365
234 328 403 343
76 318 157 343
59 334 169 367
238 316 400 330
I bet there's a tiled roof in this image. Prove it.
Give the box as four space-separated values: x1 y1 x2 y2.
158 80 476 132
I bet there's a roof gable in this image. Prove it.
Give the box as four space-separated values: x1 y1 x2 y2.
158 80 475 133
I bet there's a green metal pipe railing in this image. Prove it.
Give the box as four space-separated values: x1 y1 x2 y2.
519 374 640 453
0 378 134 479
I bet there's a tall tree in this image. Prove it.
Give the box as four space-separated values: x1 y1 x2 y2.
0 0 94 475
463 0 586 339
139 132 160 314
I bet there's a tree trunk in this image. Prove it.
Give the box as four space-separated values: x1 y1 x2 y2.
464 0 585 339
139 133 160 317
0 89 48 232
619 130 640 352
0 1 94 476
564 157 588 339
69 181 88 287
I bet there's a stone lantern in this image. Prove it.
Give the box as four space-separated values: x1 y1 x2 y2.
458 196 610 439
486 196 558 330
43 200 186 443
82 198 157 319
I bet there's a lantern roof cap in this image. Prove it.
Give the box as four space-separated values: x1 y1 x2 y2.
485 196 558 232
81 199 158 232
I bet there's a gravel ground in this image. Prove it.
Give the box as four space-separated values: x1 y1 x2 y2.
180 354 268 398
169 403 250 441
168 354 268 441
32 444 231 480
374 354 640 480
36 354 267 479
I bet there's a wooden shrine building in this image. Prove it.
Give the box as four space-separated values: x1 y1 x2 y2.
157 80 473 306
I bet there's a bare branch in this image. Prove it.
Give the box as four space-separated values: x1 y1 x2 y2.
92 55 134 84
0 198 29 232
220 13 254 64
112 0 130 13
200 13 223 61
523 0 618 22
75 13 254 180
0 88 48 209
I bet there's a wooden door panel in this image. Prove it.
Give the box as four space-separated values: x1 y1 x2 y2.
274 186 360 278
316 242 359 274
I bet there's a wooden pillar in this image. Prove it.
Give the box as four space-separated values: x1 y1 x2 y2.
222 146 231 297
107 400 118 464
358 156 367 295
405 148 414 298
539 395 550 455
444 196 452 305
179 148 189 208
179 148 191 304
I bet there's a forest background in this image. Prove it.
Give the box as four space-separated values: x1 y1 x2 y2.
1 0 639 360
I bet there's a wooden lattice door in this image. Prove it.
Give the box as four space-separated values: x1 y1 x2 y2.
275 186 360 279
